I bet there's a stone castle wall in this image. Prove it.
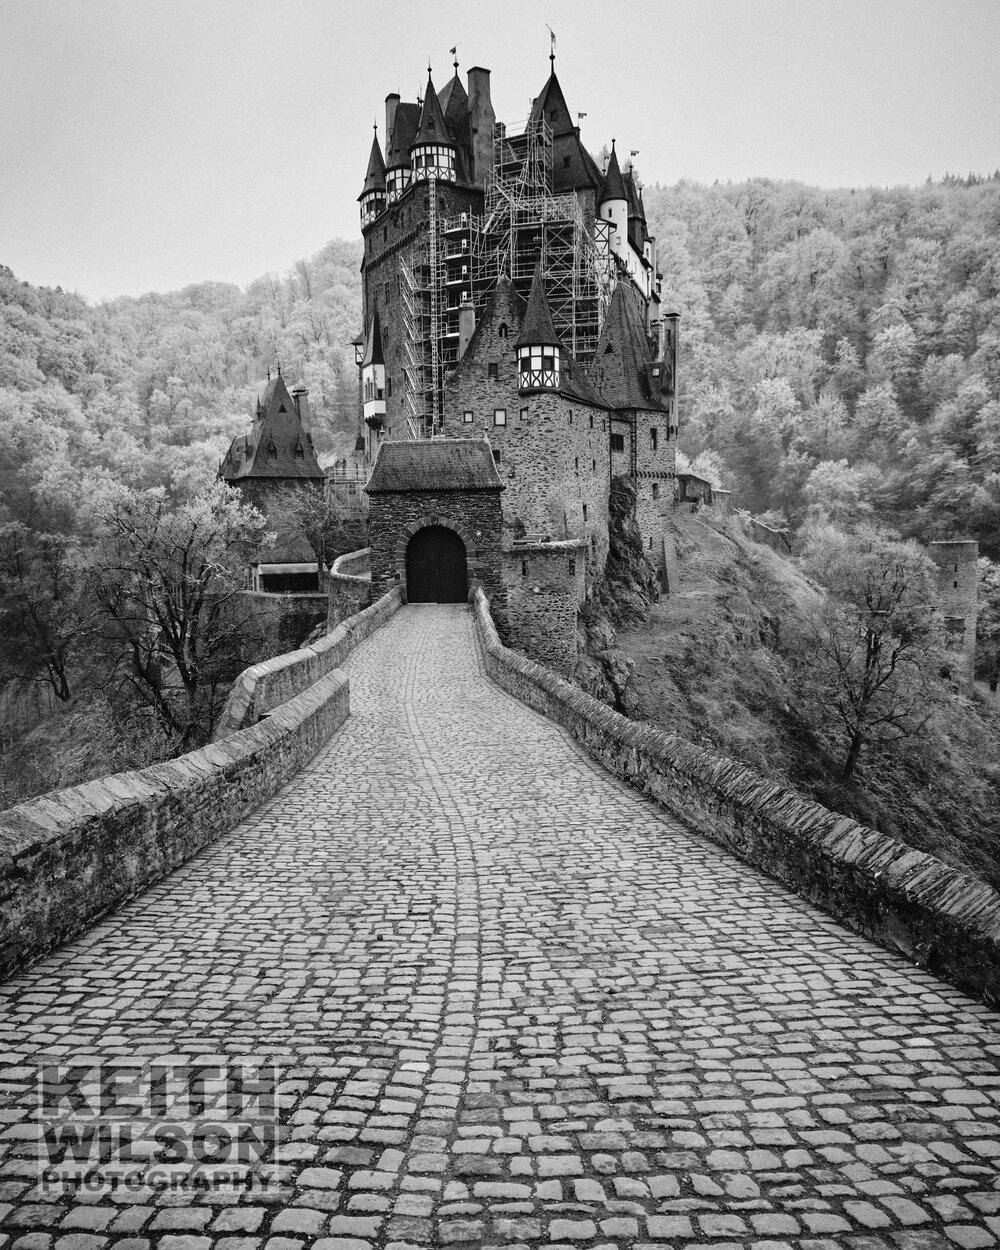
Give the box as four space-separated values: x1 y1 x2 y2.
443 291 610 575
470 586 1000 1009
501 541 587 677
328 547 373 628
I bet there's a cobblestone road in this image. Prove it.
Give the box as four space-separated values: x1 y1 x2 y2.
1 604 999 1250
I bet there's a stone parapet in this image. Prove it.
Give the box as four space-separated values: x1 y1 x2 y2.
215 587 403 738
470 587 1000 1007
328 547 373 628
0 669 349 980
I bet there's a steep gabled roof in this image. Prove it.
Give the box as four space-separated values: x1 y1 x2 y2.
219 374 325 482
530 70 602 193
624 168 645 221
515 259 562 349
587 282 670 412
438 71 468 136
600 142 626 204
386 102 420 169
414 72 455 148
362 309 384 367
359 131 386 198
366 438 504 493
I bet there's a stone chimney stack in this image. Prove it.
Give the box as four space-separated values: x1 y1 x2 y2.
458 300 477 360
466 67 495 185
291 384 313 437
385 93 400 149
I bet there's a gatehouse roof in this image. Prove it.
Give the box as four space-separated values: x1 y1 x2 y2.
366 439 505 494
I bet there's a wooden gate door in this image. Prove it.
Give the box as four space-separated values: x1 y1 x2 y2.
405 526 468 603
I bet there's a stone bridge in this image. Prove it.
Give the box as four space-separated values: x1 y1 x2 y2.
1 605 998 1248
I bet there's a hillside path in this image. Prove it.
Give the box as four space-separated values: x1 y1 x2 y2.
1 603 998 1248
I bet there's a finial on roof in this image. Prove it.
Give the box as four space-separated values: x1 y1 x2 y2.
266 366 271 381
276 360 282 377
547 25 556 69
450 44 458 73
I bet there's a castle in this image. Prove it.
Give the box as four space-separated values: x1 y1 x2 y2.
354 52 681 672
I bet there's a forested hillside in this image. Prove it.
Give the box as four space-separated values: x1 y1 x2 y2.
642 175 1000 555
0 238 362 532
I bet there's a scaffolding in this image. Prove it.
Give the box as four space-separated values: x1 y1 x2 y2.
399 117 617 438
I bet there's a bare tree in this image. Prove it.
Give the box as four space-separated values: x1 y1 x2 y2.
794 525 946 781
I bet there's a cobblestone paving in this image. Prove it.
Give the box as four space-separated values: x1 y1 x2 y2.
1 603 999 1250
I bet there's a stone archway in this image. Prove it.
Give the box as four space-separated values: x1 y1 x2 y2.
405 526 469 603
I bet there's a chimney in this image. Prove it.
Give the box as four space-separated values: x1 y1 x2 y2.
458 301 477 360
385 93 400 152
291 384 313 437
466 67 495 185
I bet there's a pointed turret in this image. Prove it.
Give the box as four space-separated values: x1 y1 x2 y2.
516 259 563 391
411 69 456 182
599 141 628 261
359 128 386 227
600 142 626 205
385 98 420 202
361 310 386 433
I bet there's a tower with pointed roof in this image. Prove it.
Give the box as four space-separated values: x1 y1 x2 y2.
219 371 327 592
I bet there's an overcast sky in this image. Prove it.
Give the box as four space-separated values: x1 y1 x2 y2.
2 0 998 302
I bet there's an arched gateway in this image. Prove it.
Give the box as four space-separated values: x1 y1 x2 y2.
364 439 505 604
406 526 468 603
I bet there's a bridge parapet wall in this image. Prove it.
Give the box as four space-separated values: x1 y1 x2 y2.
328 547 373 629
471 588 1000 1008
0 588 404 980
215 585 402 738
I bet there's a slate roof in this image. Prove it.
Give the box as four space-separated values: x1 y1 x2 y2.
587 282 671 412
446 275 608 412
515 259 561 348
438 71 468 134
366 438 505 494
219 374 325 482
386 102 420 169
359 132 386 198
414 72 454 148
600 143 626 204
530 71 602 193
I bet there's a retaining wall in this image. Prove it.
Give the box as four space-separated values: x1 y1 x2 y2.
215 587 403 738
471 587 1000 1008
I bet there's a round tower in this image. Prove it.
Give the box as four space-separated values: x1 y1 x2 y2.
358 127 386 228
410 70 457 183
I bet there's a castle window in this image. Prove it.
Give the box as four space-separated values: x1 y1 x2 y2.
589 414 594 429
611 433 625 452
384 282 390 302
652 483 660 500
387 377 393 397
583 503 588 521
498 322 508 340
569 558 576 576
520 407 528 422
592 459 597 471
518 344 560 390
488 362 498 379
493 448 502 465
650 427 659 450
463 410 474 423
494 409 506 426
295 446 304 460
649 537 654 549
563 156 571 168
522 560 528 576
575 457 579 472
